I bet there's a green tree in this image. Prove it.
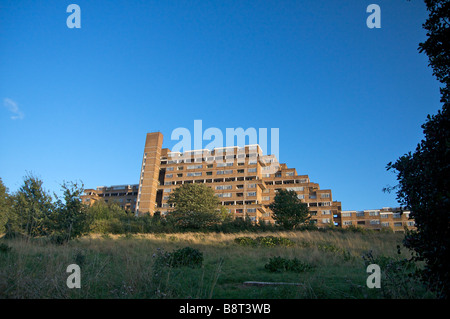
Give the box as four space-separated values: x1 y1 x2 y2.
87 200 129 234
0 178 10 234
12 173 54 238
268 189 310 230
387 0 449 298
50 181 90 243
167 183 222 229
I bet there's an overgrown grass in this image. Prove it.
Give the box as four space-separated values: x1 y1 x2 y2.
0 231 436 299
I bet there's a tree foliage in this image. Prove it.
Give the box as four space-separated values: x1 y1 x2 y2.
268 189 310 230
49 181 90 244
387 0 450 298
167 183 222 229
0 178 9 234
12 173 54 238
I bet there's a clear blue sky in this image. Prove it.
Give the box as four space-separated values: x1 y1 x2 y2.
0 0 442 210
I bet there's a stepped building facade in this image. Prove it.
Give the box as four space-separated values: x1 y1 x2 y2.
82 132 415 231
83 132 342 227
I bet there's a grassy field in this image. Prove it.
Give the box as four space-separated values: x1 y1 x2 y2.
0 230 436 299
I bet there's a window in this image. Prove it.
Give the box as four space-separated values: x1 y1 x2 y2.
216 185 232 190
286 172 294 176
247 192 256 197
322 218 331 224
286 187 303 191
164 189 171 193
166 167 174 171
218 169 233 175
187 172 202 177
393 213 401 218
370 220 380 225
247 208 257 213
407 221 415 226
163 196 170 200
217 193 232 198
297 194 304 199
320 193 330 198
206 171 212 176
217 162 233 167
356 212 365 217
343 221 353 226
263 196 270 201
381 222 390 227
164 181 172 186
357 221 365 225
248 160 257 165
248 183 256 188
322 210 331 215
380 214 389 218
342 212 352 217
177 166 184 170
369 211 379 216
187 164 202 169
248 168 257 173
394 222 403 227
165 174 173 178
318 202 331 207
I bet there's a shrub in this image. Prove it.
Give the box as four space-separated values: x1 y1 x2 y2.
234 237 257 247
153 247 203 269
265 256 314 273
256 236 295 247
0 242 12 254
170 247 203 268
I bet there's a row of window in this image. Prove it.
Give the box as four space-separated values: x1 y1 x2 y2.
164 154 259 165
341 212 408 218
343 221 415 227
165 168 257 178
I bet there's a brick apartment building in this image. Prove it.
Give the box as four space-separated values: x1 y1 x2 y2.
82 132 415 231
338 207 415 232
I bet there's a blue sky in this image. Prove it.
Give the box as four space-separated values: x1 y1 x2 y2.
0 0 442 210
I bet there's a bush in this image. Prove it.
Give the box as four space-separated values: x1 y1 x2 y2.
234 236 257 247
256 236 295 247
153 247 203 269
0 242 12 254
170 247 203 268
264 256 314 273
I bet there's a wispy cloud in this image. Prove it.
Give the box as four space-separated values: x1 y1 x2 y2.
3 98 24 120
